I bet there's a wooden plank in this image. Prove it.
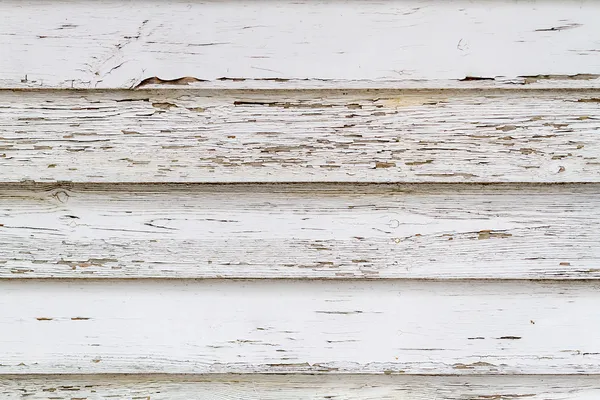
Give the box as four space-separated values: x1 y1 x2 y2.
1 1 600 89
1 89 600 183
2 183 599 279
1 279 600 374
3 374 600 400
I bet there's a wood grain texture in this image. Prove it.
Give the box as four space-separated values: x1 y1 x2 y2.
2 279 600 374
3 374 600 399
1 1 600 89
2 89 600 183
1 183 599 279
4 0 600 387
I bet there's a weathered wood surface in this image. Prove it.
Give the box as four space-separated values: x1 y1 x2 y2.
2 90 600 183
133 77 600 90
1 279 599 375
1 1 600 89
1 183 599 279
4 0 600 391
3 374 600 400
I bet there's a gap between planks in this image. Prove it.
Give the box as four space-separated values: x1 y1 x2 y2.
5 181 600 189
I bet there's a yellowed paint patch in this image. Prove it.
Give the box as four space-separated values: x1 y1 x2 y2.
379 95 446 108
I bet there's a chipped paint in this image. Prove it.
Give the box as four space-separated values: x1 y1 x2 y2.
0 280 598 374
3 2 600 89
0 184 599 279
0 90 598 183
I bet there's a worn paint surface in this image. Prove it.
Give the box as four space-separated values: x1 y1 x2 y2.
1 90 599 183
2 374 600 400
1 280 600 374
1 183 599 279
1 1 600 88
2 0 600 396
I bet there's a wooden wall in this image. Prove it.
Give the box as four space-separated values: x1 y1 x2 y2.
1 1 600 398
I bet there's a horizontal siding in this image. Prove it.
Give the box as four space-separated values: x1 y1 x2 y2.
1 1 600 89
3 0 600 392
1 279 599 374
1 183 598 279
1 89 600 183
3 374 600 400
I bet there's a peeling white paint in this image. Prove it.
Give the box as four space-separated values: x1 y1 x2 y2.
0 90 599 183
0 184 598 279
1 1 600 88
1 280 599 374
2 374 600 400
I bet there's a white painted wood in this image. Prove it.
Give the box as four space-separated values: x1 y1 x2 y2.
2 184 599 279
2 1 600 89
3 374 600 400
2 280 600 374
2 89 600 183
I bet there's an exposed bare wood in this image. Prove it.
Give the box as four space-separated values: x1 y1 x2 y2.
1 280 600 374
3 0 600 389
3 374 600 400
1 90 599 183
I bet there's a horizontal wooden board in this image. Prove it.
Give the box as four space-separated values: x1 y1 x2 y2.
1 279 600 374
3 374 600 400
2 183 599 279
2 1 600 89
2 89 600 183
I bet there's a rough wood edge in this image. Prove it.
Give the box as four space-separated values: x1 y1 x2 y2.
6 76 600 90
